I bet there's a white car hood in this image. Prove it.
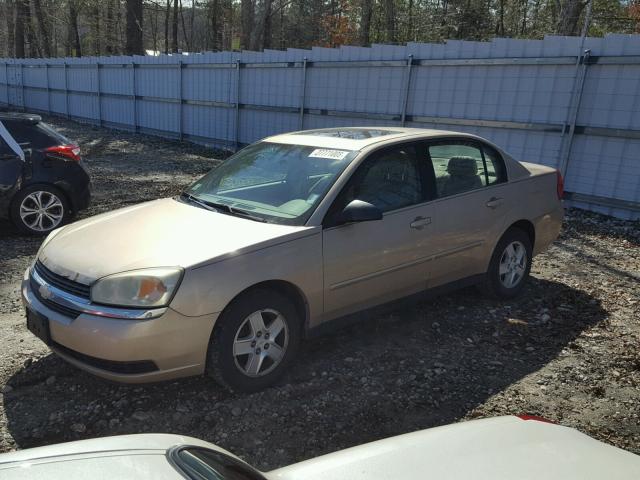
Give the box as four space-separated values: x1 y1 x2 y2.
39 198 310 284
268 416 640 480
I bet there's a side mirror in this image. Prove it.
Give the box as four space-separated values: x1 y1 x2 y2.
337 199 382 225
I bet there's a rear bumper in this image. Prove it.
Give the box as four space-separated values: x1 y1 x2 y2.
21 268 218 383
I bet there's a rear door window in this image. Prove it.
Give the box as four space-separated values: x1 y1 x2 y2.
428 141 506 198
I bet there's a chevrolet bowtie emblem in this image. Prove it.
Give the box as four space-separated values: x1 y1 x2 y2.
38 283 53 300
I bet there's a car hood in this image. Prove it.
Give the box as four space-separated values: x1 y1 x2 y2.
39 198 310 284
267 416 640 480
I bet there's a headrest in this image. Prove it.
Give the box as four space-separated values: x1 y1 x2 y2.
447 156 478 177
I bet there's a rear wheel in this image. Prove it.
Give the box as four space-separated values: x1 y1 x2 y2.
206 288 301 392
479 228 532 299
10 185 70 235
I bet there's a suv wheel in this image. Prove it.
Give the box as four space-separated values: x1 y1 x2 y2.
11 185 70 235
206 288 301 392
479 227 532 299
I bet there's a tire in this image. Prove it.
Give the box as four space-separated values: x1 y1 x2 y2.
206 288 302 393
478 227 533 299
10 184 71 236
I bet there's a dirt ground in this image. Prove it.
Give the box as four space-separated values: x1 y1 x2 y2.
0 116 638 470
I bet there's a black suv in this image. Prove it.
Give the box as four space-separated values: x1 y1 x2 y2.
0 113 91 235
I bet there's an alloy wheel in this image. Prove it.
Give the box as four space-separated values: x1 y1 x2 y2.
498 240 528 289
19 191 64 232
233 309 289 377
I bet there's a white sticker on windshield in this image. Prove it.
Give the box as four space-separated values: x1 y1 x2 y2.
309 149 350 160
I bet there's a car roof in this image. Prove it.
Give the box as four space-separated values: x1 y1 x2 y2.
0 112 42 124
264 127 478 151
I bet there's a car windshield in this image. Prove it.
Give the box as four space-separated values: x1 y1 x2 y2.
184 142 358 225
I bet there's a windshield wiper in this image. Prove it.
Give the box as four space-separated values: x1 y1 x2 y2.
225 205 268 223
180 192 220 213
180 193 267 223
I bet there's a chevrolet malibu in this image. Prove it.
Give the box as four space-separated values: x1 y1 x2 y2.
1 416 638 479
22 128 563 391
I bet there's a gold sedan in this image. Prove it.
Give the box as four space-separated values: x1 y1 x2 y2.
22 128 563 391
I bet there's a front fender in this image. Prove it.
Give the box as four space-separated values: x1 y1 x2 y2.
170 231 323 327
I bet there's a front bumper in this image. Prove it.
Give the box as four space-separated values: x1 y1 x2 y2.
21 268 219 383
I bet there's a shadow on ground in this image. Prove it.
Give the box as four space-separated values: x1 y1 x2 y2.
4 277 607 470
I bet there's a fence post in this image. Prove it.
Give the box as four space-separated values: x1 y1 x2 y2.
45 63 51 114
178 60 183 141
234 59 241 149
3 62 8 106
64 61 70 119
400 55 414 126
20 63 25 111
299 58 308 130
559 49 591 178
131 61 138 132
96 62 102 127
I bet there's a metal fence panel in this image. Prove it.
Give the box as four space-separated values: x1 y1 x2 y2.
1 35 639 219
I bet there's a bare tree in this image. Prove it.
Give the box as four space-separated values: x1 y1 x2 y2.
384 0 396 42
359 0 373 45
555 0 588 35
5 0 16 57
105 0 116 54
125 0 144 54
240 0 254 49
32 0 51 56
67 0 82 57
14 0 28 58
171 0 179 51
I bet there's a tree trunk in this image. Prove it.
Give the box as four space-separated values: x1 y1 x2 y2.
171 0 179 52
208 0 220 50
106 0 115 55
263 0 273 49
93 3 101 55
14 0 28 58
497 0 505 35
384 0 396 42
164 0 170 53
6 0 15 57
67 0 82 57
359 0 373 45
240 0 254 50
125 0 144 55
556 0 586 35
32 0 51 57
179 0 191 51
252 0 273 50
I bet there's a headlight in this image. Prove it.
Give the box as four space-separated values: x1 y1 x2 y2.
91 267 183 308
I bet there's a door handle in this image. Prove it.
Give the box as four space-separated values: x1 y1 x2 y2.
410 216 431 230
486 197 504 209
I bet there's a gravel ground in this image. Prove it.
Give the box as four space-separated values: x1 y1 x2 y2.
0 116 638 470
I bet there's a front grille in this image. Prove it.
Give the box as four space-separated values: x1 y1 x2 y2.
34 261 91 299
36 292 83 318
52 342 159 374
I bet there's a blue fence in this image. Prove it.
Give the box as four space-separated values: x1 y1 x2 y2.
1 34 639 219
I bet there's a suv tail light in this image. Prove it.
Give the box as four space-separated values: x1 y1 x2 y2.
517 414 556 424
44 144 81 162
556 169 564 200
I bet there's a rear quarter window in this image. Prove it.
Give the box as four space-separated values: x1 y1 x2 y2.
3 121 70 149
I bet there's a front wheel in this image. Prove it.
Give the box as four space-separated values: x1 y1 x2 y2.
206 289 301 392
479 228 532 299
